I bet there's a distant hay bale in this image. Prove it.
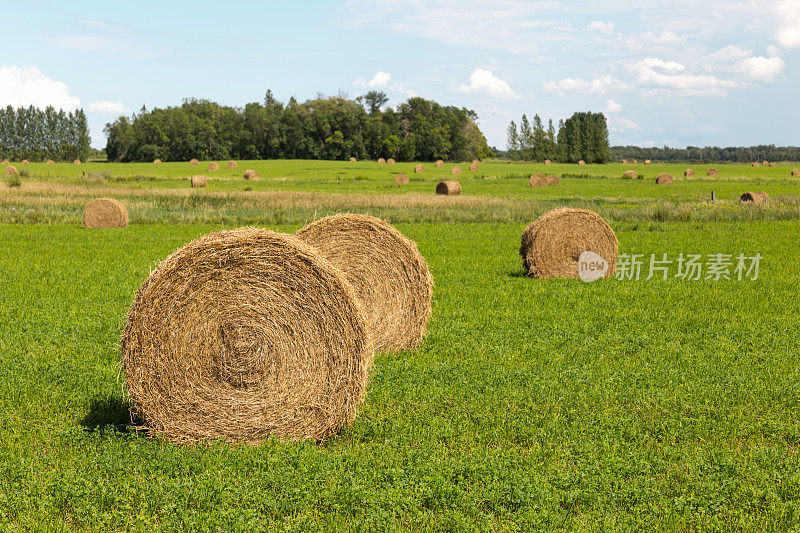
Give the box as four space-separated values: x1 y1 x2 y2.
769 162 777 168
520 208 618 279
792 169 800 176
623 170 638 179
190 175 207 188
377 158 386 164
707 168 719 176
4 165 17 176
740 191 769 204
622 159 628 164
631 159 638 164
73 159 81 165
207 162 219 172
644 160 651 165
387 158 396 164
243 169 259 180
763 160 769 165
189 159 199 166
436 180 461 195
469 163 479 171
21 160 29 165
46 160 55 165
545 159 552 165
1 159 8 165
295 214 433 352
752 162 761 167
435 160 445 167
451 166 463 175
545 174 559 185
153 159 162 164
82 198 128 228
349 157 357 162
227 161 237 169
414 164 425 174
395 173 409 184
578 160 586 166
529 173 548 187
122 227 373 443
684 169 695 177
655 173 674 185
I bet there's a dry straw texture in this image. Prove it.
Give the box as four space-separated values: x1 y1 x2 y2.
631 159 638 164
227 161 237 170
545 159 552 165
189 159 199 166
623 170 638 179
769 163 777 168
469 163 479 171
435 160 445 167
46 160 55 165
82 198 128 228
154 159 162 164
684 169 695 177
295 214 433 352
792 169 800 176
622 159 628 164
122 228 373 443
655 173 674 185
752 162 761 167
207 163 220 172
243 169 259 181
763 160 769 165
578 160 586 166
529 174 548 187
414 164 425 174
545 175 559 185
387 158 396 165
73 159 81 165
644 160 651 165
1 159 8 165
740 191 769 204
4 165 17 176
377 158 386 164
436 180 461 195
349 157 357 162
520 208 618 279
707 168 719 176
451 166 463 175
394 173 409 184
191 175 207 188
21 160 29 165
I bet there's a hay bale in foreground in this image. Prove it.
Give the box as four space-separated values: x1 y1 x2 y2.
83 198 128 228
792 169 800 176
469 163 479 171
227 161 237 169
520 208 618 279
21 160 29 165
243 169 259 180
207 162 219 172
684 169 695 177
377 158 386 164
436 180 461 195
529 174 547 187
154 159 162 164
191 175 207 187
73 159 81 165
435 160 444 167
189 159 199 166
122 228 373 443
707 168 719 176
395 173 409 184
451 166 462 175
46 160 55 165
623 170 638 179
752 162 761 167
655 173 674 185
387 158 396 164
740 191 769 204
545 175 559 185
578 160 586 166
414 164 425 174
4 165 17 176
295 214 433 352
349 157 357 162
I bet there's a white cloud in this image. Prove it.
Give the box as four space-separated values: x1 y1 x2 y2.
88 100 129 113
604 99 622 113
701 45 784 83
774 0 800 49
0 65 80 110
457 69 519 99
609 117 640 132
627 57 736 95
589 21 615 34
735 55 785 81
543 74 626 95
368 71 391 87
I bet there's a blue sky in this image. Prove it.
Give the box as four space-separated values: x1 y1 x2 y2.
2 0 798 149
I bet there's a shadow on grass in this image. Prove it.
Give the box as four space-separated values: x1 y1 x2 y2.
81 396 134 433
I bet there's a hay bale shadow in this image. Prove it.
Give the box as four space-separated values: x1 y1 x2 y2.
81 397 134 433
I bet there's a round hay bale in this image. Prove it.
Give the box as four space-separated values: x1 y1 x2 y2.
469 163 479 171
377 158 386 164
707 168 719 176
82 198 128 228
520 208 618 279
243 169 259 180
529 174 547 187
153 159 162 164
73 159 81 165
295 214 432 352
545 174 559 185
769 162 777 168
191 175 207 188
631 159 638 164
655 173 674 185
644 160 651 165
578 160 586 166
387 158 396 165
740 191 769 204
451 166 463 175
1 159 8 165
752 162 760 167
349 157 357 162
436 180 461 195
189 158 199 166
46 159 55 165
763 160 769 165
414 164 425 174
545 159 552 165
623 170 638 179
622 159 628 164
4 165 17 176
227 161 237 169
207 162 219 172
684 169 695 178
394 173 409 184
791 168 800 176
21 159 29 165
435 160 445 167
122 228 373 443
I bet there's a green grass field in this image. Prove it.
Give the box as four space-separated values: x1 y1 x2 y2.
1 160 799 529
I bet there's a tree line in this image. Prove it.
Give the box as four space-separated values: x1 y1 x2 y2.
104 91 493 162
610 145 800 163
505 112 610 163
0 106 91 162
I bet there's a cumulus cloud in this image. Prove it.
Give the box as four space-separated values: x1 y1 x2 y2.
735 55 785 81
609 117 640 132
354 71 392 87
627 57 736 95
543 74 626 95
456 69 519 99
774 0 800 49
0 65 80 110
702 45 785 83
589 21 615 34
604 99 622 113
88 100 129 113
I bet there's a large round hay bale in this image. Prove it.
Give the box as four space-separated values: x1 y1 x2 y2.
684 169 695 178
122 228 373 443
623 170 638 179
769 162 777 168
191 175 207 188
469 163 479 171
153 159 162 164
578 160 586 166
243 169 259 180
752 162 760 167
21 159 29 165
189 158 199 166
436 180 461 195
545 175 559 185
529 173 547 187
349 157 357 162
740 191 769 204
46 159 55 165
655 173 674 185
791 168 800 176
82 198 128 228
520 208 618 279
435 160 445 167
545 159 552 165
377 158 386 164
4 165 17 176
387 158 396 165
395 173 409 184
207 162 219 172
227 161 237 169
644 160 651 165
451 166 462 175
414 164 425 174
295 214 432 352
707 168 719 176
73 159 81 165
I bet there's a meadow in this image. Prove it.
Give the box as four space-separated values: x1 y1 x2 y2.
1 159 799 529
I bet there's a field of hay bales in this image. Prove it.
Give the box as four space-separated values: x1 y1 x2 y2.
2 159 800 529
